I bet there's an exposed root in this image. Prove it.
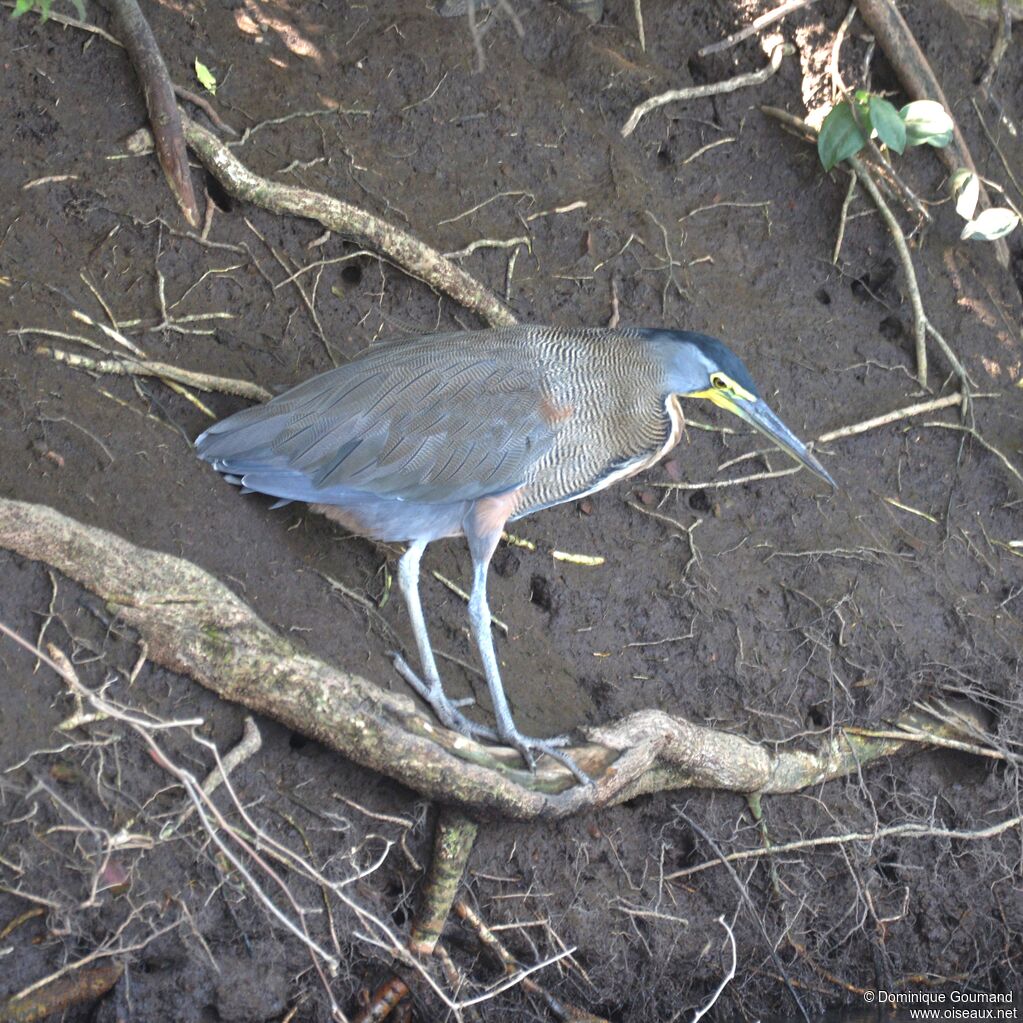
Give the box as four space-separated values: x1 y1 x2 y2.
179 116 516 328
622 42 793 138
106 0 200 229
409 808 478 956
0 498 991 820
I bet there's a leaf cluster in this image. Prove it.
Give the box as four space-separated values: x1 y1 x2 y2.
818 94 953 170
818 93 1019 244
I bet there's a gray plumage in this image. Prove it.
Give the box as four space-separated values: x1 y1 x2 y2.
196 326 684 538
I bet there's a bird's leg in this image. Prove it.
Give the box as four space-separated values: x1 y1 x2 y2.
465 514 591 785
395 539 497 740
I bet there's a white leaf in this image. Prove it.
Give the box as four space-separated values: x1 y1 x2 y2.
901 100 954 147
950 169 979 221
960 207 1020 242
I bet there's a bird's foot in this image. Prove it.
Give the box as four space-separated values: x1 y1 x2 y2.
390 653 498 741
497 726 593 786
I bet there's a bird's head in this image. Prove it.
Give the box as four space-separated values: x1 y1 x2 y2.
644 329 835 488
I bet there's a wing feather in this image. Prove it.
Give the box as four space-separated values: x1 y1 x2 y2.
196 334 559 505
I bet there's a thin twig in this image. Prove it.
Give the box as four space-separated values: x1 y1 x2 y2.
668 815 1023 881
622 43 793 138
34 346 273 402
698 0 819 56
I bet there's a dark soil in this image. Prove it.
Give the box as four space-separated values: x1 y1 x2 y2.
1 0 1022 1020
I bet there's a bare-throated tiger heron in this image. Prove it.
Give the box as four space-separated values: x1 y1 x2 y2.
196 326 833 781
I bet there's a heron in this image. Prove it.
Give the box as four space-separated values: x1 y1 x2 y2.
196 325 833 779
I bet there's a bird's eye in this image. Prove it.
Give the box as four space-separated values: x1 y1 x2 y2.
711 373 730 391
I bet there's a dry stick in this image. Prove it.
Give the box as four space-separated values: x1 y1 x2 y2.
853 0 1010 269
848 156 927 386
35 346 273 402
409 807 479 955
698 0 819 56
0 498 972 819
171 715 262 831
180 116 516 329
979 0 1013 97
104 0 201 229
452 900 610 1023
656 393 980 492
815 392 964 443
622 42 792 138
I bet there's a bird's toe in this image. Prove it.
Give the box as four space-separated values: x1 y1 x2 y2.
390 652 497 740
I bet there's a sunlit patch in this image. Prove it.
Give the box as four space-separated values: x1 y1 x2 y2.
236 0 324 62
234 9 262 36
981 356 1002 379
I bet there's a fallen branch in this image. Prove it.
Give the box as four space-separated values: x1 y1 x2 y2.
104 0 200 229
622 42 793 138
34 345 273 402
179 116 516 328
0 498 982 821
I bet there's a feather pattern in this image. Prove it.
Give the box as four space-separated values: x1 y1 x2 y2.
196 326 678 525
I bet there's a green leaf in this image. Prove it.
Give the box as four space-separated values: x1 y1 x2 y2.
10 0 34 16
869 95 906 154
960 207 1019 242
69 0 85 18
194 57 217 95
950 168 979 220
900 100 954 148
818 101 867 171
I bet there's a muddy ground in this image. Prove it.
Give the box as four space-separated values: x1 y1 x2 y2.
1 0 1022 1019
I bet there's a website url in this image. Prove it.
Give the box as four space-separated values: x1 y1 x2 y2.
909 1011 1018 1020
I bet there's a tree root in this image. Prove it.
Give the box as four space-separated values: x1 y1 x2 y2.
409 807 478 955
0 964 122 1023
0 498 989 820
621 42 793 138
104 0 200 229
178 116 516 329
